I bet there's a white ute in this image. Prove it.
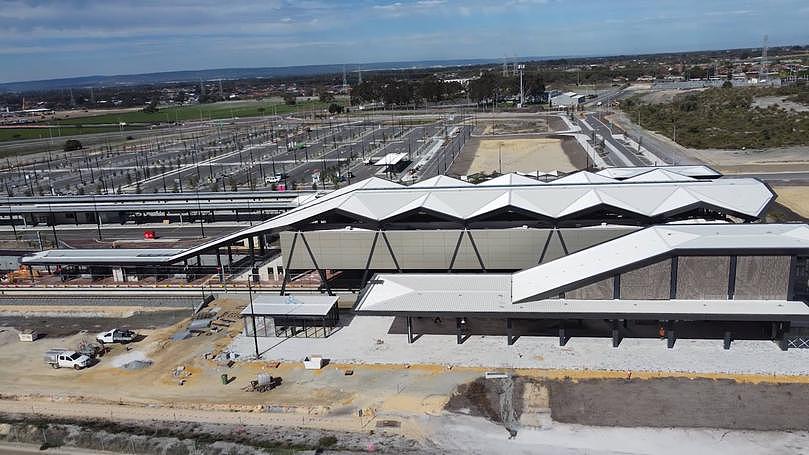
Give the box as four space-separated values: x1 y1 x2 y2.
44 349 90 370
96 328 137 344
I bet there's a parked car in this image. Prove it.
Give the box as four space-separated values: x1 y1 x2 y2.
96 328 137 344
44 349 91 370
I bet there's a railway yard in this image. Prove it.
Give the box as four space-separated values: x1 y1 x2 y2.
1 105 809 455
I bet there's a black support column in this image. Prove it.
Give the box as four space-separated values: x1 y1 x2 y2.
611 320 622 348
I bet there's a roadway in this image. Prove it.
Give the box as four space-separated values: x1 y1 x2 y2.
576 113 650 166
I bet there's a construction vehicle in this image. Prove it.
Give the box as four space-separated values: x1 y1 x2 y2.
4 266 40 284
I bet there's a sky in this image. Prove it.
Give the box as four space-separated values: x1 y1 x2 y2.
1 0 808 83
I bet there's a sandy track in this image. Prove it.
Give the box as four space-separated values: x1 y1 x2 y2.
0 398 391 435
459 137 576 175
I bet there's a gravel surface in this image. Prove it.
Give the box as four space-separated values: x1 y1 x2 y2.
230 315 809 375
0 309 191 337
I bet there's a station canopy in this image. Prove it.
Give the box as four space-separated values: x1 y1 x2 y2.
134 173 773 263
21 170 772 266
355 223 809 319
240 294 338 317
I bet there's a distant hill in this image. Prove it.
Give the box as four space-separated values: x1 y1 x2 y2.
0 58 513 92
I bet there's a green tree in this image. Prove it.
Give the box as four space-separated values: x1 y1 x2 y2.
319 90 335 102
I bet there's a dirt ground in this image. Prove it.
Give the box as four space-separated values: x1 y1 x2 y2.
637 88 708 105
452 136 579 175
752 96 809 113
772 186 809 218
3 297 809 451
548 377 809 431
478 119 550 135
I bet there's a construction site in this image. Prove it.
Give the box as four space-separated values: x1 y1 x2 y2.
1 106 809 454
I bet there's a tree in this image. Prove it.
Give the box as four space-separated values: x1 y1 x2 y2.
524 73 546 100
63 139 83 152
283 93 297 105
722 80 733 88
418 77 443 103
143 96 159 113
319 90 335 102
328 103 344 114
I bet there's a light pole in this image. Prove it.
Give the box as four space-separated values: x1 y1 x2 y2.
499 142 503 174
247 276 260 359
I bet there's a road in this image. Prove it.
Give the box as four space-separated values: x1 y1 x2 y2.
575 113 650 166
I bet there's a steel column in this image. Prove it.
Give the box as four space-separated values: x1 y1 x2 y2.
380 231 401 272
359 231 380 288
300 232 333 296
279 231 298 295
466 230 486 272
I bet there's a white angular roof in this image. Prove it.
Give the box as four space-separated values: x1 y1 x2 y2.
479 173 543 186
596 165 720 180
549 171 618 184
412 175 472 187
169 174 773 262
624 169 697 182
356 272 809 319
512 223 809 302
354 224 809 314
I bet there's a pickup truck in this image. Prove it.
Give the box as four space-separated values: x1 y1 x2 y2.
96 328 137 344
44 349 91 370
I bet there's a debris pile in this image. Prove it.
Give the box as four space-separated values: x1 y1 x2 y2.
172 365 192 385
110 351 152 370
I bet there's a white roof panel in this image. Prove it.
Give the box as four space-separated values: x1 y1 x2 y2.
596 165 721 180
549 171 618 185
512 223 809 302
412 175 472 187
166 175 773 263
356 274 809 319
355 224 809 316
479 173 543 186
241 294 338 317
624 169 698 183
374 153 408 166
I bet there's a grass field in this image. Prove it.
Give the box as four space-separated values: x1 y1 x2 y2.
53 99 330 126
0 125 142 142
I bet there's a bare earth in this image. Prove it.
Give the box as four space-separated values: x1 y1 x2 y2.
3 298 809 453
465 137 575 174
772 186 809 218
